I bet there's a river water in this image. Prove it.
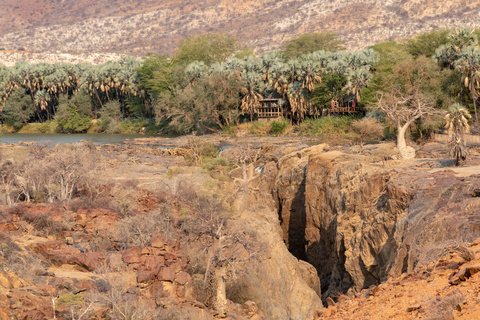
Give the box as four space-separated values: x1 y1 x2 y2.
0 133 149 145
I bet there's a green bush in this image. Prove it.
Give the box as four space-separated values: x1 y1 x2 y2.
56 293 84 308
296 116 357 137
222 124 235 136
100 101 122 133
198 142 219 159
18 120 58 133
202 157 232 181
269 119 290 135
202 157 230 172
248 121 268 135
184 138 220 165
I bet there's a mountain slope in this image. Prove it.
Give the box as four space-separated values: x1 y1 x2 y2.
0 0 479 56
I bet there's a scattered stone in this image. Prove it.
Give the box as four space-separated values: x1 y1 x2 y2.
449 264 480 285
242 301 258 316
122 247 141 264
157 266 176 282
406 305 421 312
326 297 336 307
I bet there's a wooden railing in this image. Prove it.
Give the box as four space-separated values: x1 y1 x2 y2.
257 107 282 118
434 133 480 145
322 107 360 116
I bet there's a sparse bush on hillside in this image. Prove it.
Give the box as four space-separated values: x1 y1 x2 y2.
0 143 100 205
283 32 345 57
115 206 177 249
351 117 384 149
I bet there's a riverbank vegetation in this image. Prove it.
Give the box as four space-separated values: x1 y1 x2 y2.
1 29 479 144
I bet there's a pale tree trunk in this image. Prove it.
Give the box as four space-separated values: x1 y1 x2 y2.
396 124 408 150
215 233 227 317
396 122 416 159
214 262 227 317
204 237 217 287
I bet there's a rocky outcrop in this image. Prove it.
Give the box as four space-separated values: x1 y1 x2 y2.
309 238 480 320
231 159 323 320
273 144 480 299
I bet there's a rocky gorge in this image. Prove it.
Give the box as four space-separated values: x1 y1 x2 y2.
0 138 479 319
267 142 480 300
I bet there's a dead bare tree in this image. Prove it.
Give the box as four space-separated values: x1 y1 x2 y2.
179 188 258 318
94 263 143 320
374 89 438 159
227 145 262 213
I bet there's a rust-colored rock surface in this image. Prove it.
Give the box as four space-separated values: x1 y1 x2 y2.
308 239 480 320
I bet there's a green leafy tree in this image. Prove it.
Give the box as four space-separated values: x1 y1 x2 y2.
405 30 450 58
155 87 208 134
155 71 242 134
100 100 122 133
283 32 345 58
136 54 176 97
55 92 93 133
1 88 35 130
370 56 445 158
361 41 411 104
309 73 346 108
174 34 245 66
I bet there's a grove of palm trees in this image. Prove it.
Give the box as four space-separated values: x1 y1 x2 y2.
1 29 480 148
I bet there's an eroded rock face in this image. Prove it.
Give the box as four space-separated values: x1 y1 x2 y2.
273 144 480 299
231 158 323 320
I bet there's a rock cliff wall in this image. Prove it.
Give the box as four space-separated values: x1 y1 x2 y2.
232 159 324 320
271 144 480 300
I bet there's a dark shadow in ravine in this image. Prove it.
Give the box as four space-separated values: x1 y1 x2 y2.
287 180 307 261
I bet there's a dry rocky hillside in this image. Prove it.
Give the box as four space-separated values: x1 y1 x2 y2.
0 0 479 61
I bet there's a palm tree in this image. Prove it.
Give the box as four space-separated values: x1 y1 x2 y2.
445 103 472 165
435 28 479 104
240 72 264 121
459 46 480 123
346 67 371 104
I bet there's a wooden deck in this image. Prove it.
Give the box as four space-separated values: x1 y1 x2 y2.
322 107 361 116
257 98 283 120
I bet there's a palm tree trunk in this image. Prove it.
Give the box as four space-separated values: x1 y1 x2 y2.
460 69 464 104
472 84 478 123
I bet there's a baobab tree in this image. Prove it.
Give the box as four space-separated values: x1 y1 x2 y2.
371 56 444 159
374 88 437 159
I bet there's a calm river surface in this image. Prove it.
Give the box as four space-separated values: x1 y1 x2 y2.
0 133 150 145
